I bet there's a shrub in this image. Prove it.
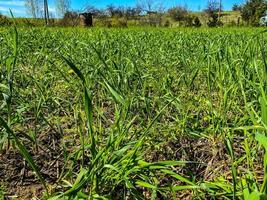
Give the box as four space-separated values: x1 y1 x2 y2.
207 18 223 27
240 0 267 26
164 19 171 27
204 0 223 27
232 4 242 11
59 11 79 27
184 15 194 27
168 6 188 22
192 16 202 27
0 15 11 26
111 17 128 27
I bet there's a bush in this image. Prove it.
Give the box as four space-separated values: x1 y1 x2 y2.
184 15 194 27
192 16 202 27
163 20 171 27
204 0 223 27
111 17 128 27
58 11 79 27
207 18 223 27
240 0 267 26
168 6 188 22
0 15 11 26
94 18 111 27
232 4 242 11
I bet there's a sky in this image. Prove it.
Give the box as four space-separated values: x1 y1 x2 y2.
0 0 245 17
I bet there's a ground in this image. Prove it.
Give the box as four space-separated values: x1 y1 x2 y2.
0 27 266 199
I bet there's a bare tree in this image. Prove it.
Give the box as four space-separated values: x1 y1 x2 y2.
218 0 222 21
56 0 71 18
137 0 163 13
204 0 223 27
44 0 49 25
168 6 189 21
25 0 41 18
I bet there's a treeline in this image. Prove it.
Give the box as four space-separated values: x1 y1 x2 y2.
51 0 222 28
233 0 267 26
0 0 267 27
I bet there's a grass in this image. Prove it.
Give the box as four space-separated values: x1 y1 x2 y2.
0 27 267 199
0 186 3 200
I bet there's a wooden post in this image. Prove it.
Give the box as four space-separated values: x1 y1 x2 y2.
44 0 49 25
218 0 222 22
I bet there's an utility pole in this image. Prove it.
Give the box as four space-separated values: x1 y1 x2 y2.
218 0 222 22
44 0 49 25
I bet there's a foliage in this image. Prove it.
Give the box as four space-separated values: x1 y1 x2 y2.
240 0 267 26
232 3 242 11
168 6 189 22
167 6 202 27
192 16 202 27
204 0 223 27
0 14 11 26
56 0 71 18
137 0 163 13
0 27 267 199
24 0 41 18
163 19 171 27
59 11 79 26
0 186 3 200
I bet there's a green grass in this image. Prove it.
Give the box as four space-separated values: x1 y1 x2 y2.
0 186 4 200
0 27 267 199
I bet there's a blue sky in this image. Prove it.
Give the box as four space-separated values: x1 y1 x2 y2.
0 0 245 17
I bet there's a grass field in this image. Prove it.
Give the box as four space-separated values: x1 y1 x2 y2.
0 27 267 199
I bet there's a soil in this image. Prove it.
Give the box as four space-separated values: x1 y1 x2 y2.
0 131 264 199
0 130 63 200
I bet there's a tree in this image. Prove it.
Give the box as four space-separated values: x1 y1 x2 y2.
85 6 102 17
59 11 79 26
204 0 223 27
168 6 188 21
137 0 163 13
125 6 142 18
25 0 41 18
232 3 242 11
56 0 70 18
44 0 49 25
0 13 11 25
106 5 125 17
192 16 202 27
240 0 267 26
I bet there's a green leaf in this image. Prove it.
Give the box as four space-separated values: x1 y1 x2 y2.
104 80 124 104
160 169 195 186
73 168 87 186
260 97 267 127
167 185 202 191
84 87 96 158
256 133 267 149
62 56 86 83
136 181 157 189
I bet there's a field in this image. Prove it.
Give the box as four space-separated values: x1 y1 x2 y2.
0 27 267 200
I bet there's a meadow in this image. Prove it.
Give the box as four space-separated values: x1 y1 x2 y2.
0 27 267 200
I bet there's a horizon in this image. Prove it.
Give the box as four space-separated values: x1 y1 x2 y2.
0 0 245 17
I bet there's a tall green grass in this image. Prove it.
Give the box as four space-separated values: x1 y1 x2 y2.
0 27 267 199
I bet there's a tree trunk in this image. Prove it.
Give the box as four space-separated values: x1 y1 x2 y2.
44 0 49 25
218 0 221 22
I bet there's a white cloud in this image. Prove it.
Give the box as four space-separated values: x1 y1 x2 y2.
0 6 25 14
49 6 56 13
0 6 9 12
0 0 25 15
0 0 24 7
0 1 57 17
